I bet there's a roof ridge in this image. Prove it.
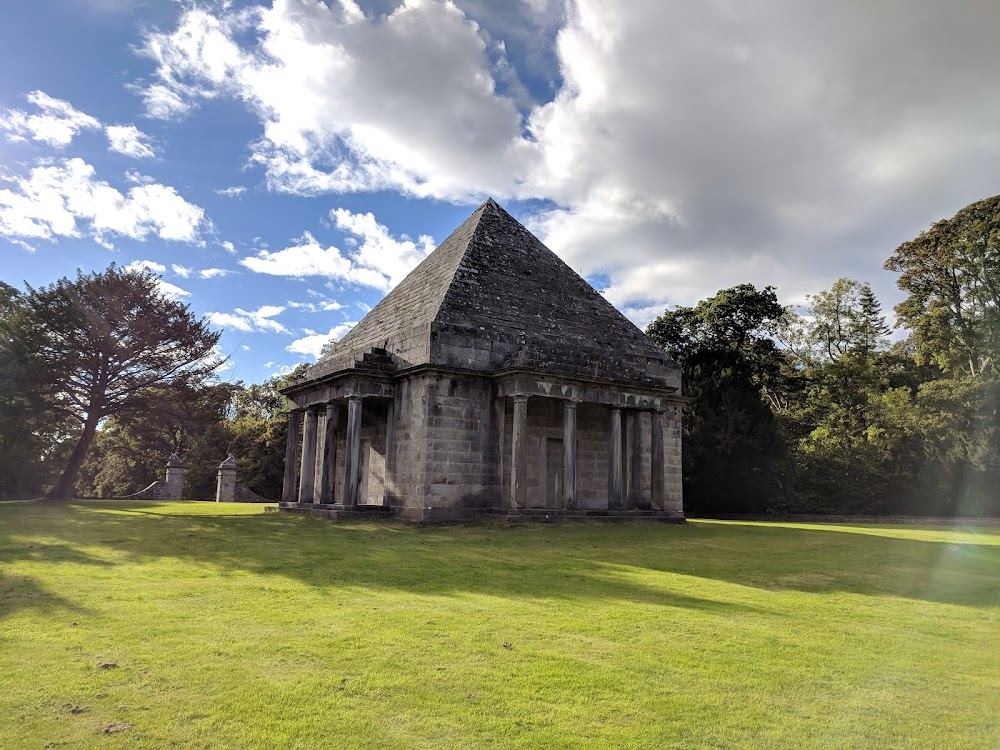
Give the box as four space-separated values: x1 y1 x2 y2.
426 199 493 324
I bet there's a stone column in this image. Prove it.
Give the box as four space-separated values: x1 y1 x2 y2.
510 395 528 509
216 453 237 503
344 396 363 507
319 403 338 505
651 408 666 510
562 401 577 510
628 411 643 507
608 406 624 509
164 453 184 501
385 399 397 505
281 410 302 504
298 406 319 503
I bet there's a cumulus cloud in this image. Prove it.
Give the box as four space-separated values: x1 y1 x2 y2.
206 305 289 334
171 264 192 278
132 0 1000 316
199 267 230 279
106 124 158 159
287 298 345 313
121 259 193 300
0 90 101 147
0 158 207 248
240 208 433 291
122 259 166 275
132 1 539 198
287 322 357 359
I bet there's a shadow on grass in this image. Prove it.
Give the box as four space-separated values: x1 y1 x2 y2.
0 501 998 615
0 572 91 621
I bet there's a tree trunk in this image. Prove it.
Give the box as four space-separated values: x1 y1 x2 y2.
44 411 100 501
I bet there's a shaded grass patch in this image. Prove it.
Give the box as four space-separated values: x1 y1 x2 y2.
1 501 997 748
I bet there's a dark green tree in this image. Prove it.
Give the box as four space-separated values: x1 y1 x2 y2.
77 381 237 499
647 284 792 513
0 266 220 500
885 195 1000 377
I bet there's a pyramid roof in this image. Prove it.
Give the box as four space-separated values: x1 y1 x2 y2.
305 199 678 388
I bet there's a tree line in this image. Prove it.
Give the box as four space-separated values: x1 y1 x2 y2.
647 195 1000 517
0 265 304 502
1 196 998 514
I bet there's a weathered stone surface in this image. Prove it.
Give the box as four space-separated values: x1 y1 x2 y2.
307 199 680 389
280 199 685 523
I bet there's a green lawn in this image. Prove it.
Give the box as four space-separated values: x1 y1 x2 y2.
1 502 997 749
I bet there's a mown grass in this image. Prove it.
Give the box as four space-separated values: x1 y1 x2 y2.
0 501 997 749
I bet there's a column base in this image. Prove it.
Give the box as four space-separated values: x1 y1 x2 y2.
266 503 685 524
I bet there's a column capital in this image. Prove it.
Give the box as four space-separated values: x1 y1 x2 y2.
347 394 364 404
563 399 578 410
512 394 529 403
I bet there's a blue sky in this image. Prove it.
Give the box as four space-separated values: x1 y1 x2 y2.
2 0 999 383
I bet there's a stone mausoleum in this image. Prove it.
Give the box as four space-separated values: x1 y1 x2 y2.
278 199 684 522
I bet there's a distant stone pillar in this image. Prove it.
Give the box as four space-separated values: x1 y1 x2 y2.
281 410 302 504
562 401 577 510
299 406 320 503
344 396 363 507
510 395 529 509
164 453 184 501
651 409 666 510
319 403 338 505
609 406 624 509
216 453 237 503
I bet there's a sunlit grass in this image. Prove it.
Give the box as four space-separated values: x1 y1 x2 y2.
1 501 997 748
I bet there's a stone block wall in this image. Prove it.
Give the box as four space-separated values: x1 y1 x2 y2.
500 399 620 510
391 376 431 513
417 373 502 517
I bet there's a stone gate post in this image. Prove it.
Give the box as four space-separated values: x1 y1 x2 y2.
165 453 184 501
216 454 237 503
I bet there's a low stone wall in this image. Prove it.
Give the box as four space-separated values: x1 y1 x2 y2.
696 513 1000 527
233 485 273 503
119 481 176 501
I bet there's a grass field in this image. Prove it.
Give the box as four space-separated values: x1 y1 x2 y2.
1 501 997 749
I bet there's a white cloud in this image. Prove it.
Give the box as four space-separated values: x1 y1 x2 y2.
131 0 1000 314
206 311 254 332
124 170 156 185
121 259 192 300
0 90 101 147
215 186 246 198
221 240 236 254
199 267 230 279
331 208 434 288
132 1 538 198
158 280 193 301
206 304 289 334
171 264 192 278
0 157 206 248
287 322 357 359
123 259 166 275
106 124 158 159
240 209 433 291
287 298 345 313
